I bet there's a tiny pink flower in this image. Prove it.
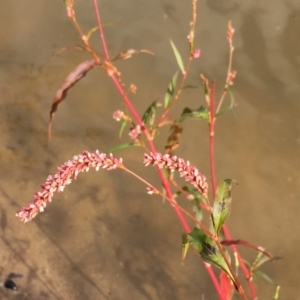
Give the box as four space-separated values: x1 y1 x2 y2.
66 6 72 18
228 70 237 86
129 124 142 141
227 21 235 43
113 110 124 121
146 186 158 195
191 49 201 59
16 150 122 223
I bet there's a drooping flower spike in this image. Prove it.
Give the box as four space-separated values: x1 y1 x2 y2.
16 151 122 223
144 152 208 197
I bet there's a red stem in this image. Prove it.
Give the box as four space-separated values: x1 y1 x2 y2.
92 0 110 61
92 1 224 298
222 227 257 299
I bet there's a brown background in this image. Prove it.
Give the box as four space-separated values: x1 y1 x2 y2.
0 0 299 299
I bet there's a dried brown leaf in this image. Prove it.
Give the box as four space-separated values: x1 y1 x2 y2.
48 59 99 140
165 123 183 154
112 49 154 61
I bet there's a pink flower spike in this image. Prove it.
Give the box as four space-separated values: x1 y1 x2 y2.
16 151 123 223
144 152 208 197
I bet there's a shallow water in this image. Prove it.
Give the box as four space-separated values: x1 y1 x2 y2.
0 1 299 299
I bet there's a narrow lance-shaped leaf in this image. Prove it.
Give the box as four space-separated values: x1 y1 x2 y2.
170 40 185 73
216 88 236 117
107 142 138 154
187 227 237 289
182 186 205 222
212 179 234 235
274 285 281 300
176 106 209 123
182 84 199 90
182 234 190 260
112 49 154 62
119 120 128 138
86 22 120 41
164 72 178 108
86 26 99 41
173 186 204 222
48 60 99 140
142 100 158 126
254 270 276 285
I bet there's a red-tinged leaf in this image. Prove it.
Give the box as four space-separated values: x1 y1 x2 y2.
53 45 87 56
113 49 154 61
220 270 234 300
221 239 279 261
48 60 99 140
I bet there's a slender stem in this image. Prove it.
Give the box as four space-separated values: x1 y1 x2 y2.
222 226 257 299
209 82 217 198
214 239 248 300
216 26 234 114
67 4 101 62
157 0 198 126
92 0 110 61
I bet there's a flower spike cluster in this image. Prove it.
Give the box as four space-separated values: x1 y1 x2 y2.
144 152 208 197
16 150 122 223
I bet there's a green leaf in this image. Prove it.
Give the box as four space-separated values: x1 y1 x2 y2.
164 72 178 108
212 179 234 234
107 142 138 153
142 100 158 126
182 85 199 90
119 120 127 138
254 270 276 285
182 186 205 222
176 106 209 123
216 88 236 117
182 234 190 260
173 186 204 222
253 252 272 270
274 286 281 300
170 40 185 73
86 26 99 41
187 227 237 287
